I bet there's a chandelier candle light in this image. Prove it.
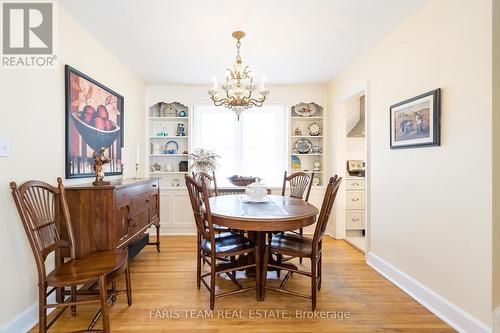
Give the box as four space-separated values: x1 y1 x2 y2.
208 31 270 120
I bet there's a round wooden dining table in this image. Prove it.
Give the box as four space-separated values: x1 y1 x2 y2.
208 194 319 298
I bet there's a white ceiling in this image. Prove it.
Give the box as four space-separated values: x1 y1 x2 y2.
59 0 425 85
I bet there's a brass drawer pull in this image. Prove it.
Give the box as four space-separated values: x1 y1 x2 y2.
351 183 359 186
351 198 360 201
351 218 360 221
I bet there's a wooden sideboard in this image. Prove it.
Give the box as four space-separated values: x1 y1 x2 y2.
60 178 160 258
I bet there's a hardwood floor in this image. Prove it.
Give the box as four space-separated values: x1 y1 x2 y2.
30 235 455 332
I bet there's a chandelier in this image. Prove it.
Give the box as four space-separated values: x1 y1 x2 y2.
208 31 270 120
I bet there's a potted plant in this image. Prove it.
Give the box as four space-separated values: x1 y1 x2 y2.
189 148 220 173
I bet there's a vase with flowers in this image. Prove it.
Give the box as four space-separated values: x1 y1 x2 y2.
188 148 220 173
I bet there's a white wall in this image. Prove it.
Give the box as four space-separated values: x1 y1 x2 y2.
0 6 145 332
493 0 500 329
328 0 492 329
346 138 365 160
146 84 327 114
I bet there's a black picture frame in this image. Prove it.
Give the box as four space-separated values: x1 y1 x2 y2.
390 88 441 149
65 65 124 179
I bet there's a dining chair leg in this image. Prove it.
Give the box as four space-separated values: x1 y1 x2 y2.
276 253 282 278
196 234 201 289
210 254 216 310
318 254 322 291
261 246 269 300
38 285 47 333
98 275 111 333
155 224 161 252
254 245 261 300
70 286 77 316
111 280 117 304
125 265 132 306
299 228 303 264
311 256 317 311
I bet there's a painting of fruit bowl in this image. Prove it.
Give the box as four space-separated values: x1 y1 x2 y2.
71 112 120 151
65 65 124 179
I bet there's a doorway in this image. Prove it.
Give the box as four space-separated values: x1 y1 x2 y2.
341 90 368 253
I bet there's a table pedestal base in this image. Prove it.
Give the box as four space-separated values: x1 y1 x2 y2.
245 231 298 299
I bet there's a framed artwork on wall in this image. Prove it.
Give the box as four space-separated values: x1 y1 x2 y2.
65 65 124 179
390 88 441 149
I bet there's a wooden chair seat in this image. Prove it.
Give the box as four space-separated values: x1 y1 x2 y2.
46 249 128 287
270 232 313 257
201 232 253 254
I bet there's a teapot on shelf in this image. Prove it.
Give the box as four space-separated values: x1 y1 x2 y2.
245 178 268 202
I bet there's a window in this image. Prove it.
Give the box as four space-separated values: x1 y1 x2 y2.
192 104 287 187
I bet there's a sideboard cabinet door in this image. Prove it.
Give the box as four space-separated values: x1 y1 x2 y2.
117 201 132 247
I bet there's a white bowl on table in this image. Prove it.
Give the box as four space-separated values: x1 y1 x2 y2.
245 178 268 203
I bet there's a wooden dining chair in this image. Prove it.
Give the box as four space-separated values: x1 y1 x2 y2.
262 175 342 310
185 175 260 309
279 171 314 264
281 171 314 203
192 171 219 197
193 171 243 235
10 178 132 333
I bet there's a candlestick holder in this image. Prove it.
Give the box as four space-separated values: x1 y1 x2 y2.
135 163 139 179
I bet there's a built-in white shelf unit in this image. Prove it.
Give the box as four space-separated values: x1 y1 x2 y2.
289 102 325 186
148 102 190 188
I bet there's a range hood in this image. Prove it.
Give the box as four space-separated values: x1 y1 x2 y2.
347 95 365 137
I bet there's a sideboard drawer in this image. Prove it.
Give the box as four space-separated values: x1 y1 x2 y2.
116 180 159 203
346 210 364 229
346 191 364 209
346 179 365 190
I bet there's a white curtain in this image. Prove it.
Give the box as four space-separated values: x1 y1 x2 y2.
192 104 287 187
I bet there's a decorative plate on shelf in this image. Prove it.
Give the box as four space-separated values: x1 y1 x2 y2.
294 138 313 154
164 140 179 154
308 122 321 136
294 103 317 117
311 145 322 154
